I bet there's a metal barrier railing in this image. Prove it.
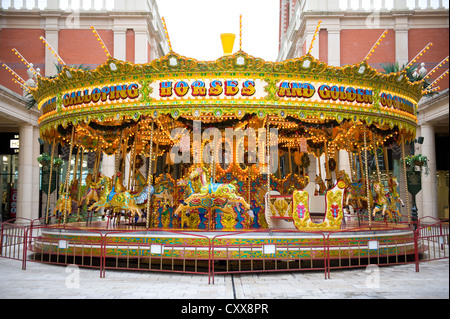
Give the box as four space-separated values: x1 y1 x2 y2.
0 218 33 262
326 227 417 279
1 216 448 283
210 230 328 284
415 218 449 272
100 230 212 281
23 225 106 275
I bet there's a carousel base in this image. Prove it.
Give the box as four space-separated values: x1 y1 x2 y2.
30 217 417 274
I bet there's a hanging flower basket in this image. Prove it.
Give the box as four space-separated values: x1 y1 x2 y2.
402 154 429 176
37 153 63 167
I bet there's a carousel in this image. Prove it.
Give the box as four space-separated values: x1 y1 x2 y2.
9 20 433 272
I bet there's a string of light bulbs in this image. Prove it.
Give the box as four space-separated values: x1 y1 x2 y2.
161 17 173 52
364 29 388 61
1 63 31 92
239 14 243 51
424 56 449 80
11 48 40 77
425 69 449 91
90 26 111 58
405 42 433 69
39 36 66 65
307 20 322 55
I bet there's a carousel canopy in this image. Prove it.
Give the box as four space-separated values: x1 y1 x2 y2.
32 50 423 156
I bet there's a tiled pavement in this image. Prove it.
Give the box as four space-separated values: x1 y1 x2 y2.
0 257 448 299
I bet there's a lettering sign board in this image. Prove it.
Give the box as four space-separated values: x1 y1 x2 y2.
0 133 19 155
33 53 422 145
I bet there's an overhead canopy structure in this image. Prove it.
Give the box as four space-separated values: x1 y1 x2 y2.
33 50 421 158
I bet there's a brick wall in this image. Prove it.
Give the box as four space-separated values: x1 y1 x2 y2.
340 29 396 70
0 29 45 94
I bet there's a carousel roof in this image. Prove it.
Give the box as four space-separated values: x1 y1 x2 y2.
31 50 423 154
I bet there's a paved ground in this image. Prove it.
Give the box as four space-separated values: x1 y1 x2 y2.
0 257 448 300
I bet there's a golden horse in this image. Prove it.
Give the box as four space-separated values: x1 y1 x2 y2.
88 174 143 223
52 193 77 219
314 174 326 196
372 182 388 218
382 177 404 221
337 170 373 213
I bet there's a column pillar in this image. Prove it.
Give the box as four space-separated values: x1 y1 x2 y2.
134 29 149 63
327 28 341 67
419 124 438 219
113 28 126 60
395 16 409 67
44 17 60 77
16 124 35 223
32 126 40 221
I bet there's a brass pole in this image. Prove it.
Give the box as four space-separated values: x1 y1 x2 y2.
63 126 75 224
45 139 56 224
363 126 372 229
401 136 411 224
146 120 154 229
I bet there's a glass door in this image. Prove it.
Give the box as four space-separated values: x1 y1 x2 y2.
0 154 19 221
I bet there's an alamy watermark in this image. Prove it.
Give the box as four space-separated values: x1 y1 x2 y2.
364 264 380 289
65 264 80 289
169 120 279 174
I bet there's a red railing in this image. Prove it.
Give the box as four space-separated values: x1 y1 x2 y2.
326 226 417 279
1 216 448 283
0 218 33 262
414 217 449 272
210 230 328 284
23 225 106 274
100 229 212 281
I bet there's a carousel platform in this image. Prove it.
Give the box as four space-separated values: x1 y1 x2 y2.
29 217 416 274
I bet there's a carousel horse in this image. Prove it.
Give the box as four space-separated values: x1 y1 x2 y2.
52 182 78 219
88 173 142 223
52 192 77 218
314 174 326 196
153 175 174 206
372 182 388 218
130 169 154 210
336 171 373 213
385 177 404 220
80 173 100 207
174 166 250 229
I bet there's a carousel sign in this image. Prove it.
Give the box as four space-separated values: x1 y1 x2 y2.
42 77 417 119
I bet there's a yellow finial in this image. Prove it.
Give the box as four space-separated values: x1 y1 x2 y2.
220 33 236 56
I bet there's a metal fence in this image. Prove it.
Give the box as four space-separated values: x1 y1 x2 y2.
415 217 449 271
101 230 212 280
210 231 329 284
1 217 448 283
